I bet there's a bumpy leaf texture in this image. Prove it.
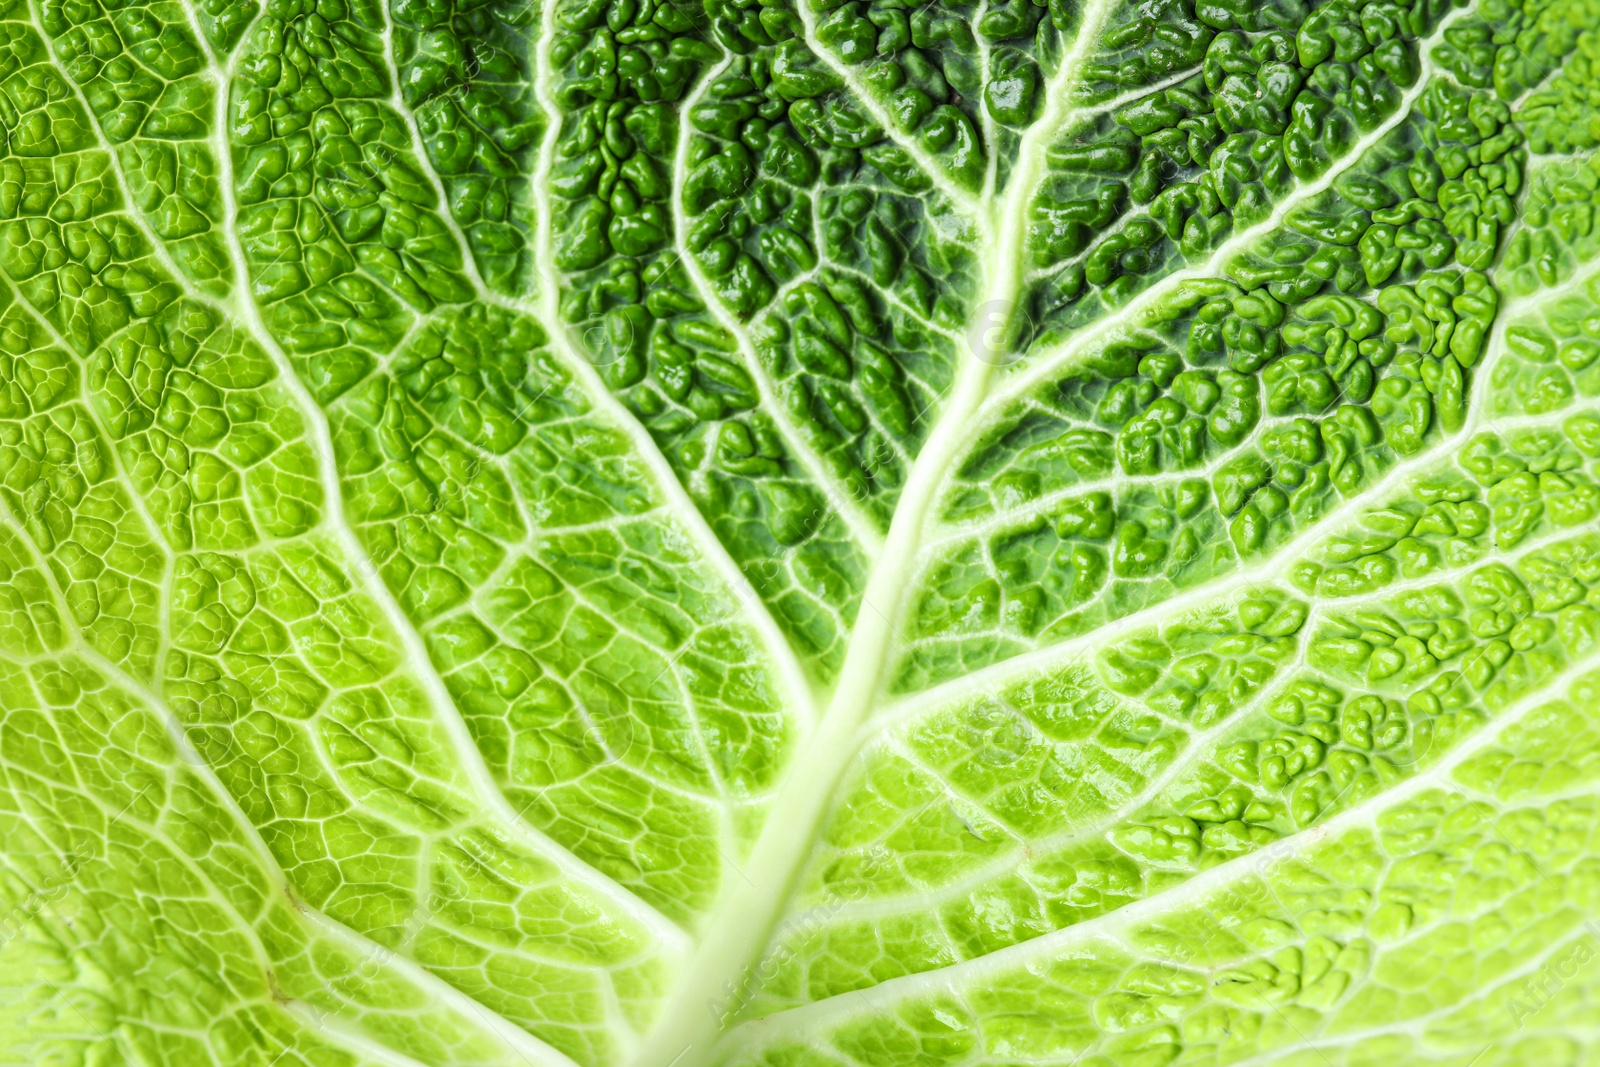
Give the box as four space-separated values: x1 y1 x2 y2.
4 0 1600 1061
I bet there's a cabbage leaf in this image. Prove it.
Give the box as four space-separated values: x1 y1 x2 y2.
3 0 1600 1063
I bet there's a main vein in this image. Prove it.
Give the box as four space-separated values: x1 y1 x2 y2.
620 3 1123 1062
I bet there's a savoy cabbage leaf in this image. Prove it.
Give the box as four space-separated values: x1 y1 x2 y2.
3 0 1600 1062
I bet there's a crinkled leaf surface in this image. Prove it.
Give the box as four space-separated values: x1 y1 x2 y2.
3 0 1600 1062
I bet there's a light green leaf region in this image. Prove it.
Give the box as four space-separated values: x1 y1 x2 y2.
3 0 1600 1060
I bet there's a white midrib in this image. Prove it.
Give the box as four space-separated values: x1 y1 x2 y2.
39 5 1559 1066
626 5 1121 1064
734 175 1581 989
622 235 1000 1067
757 190 1600 974
629 10 1560 1064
